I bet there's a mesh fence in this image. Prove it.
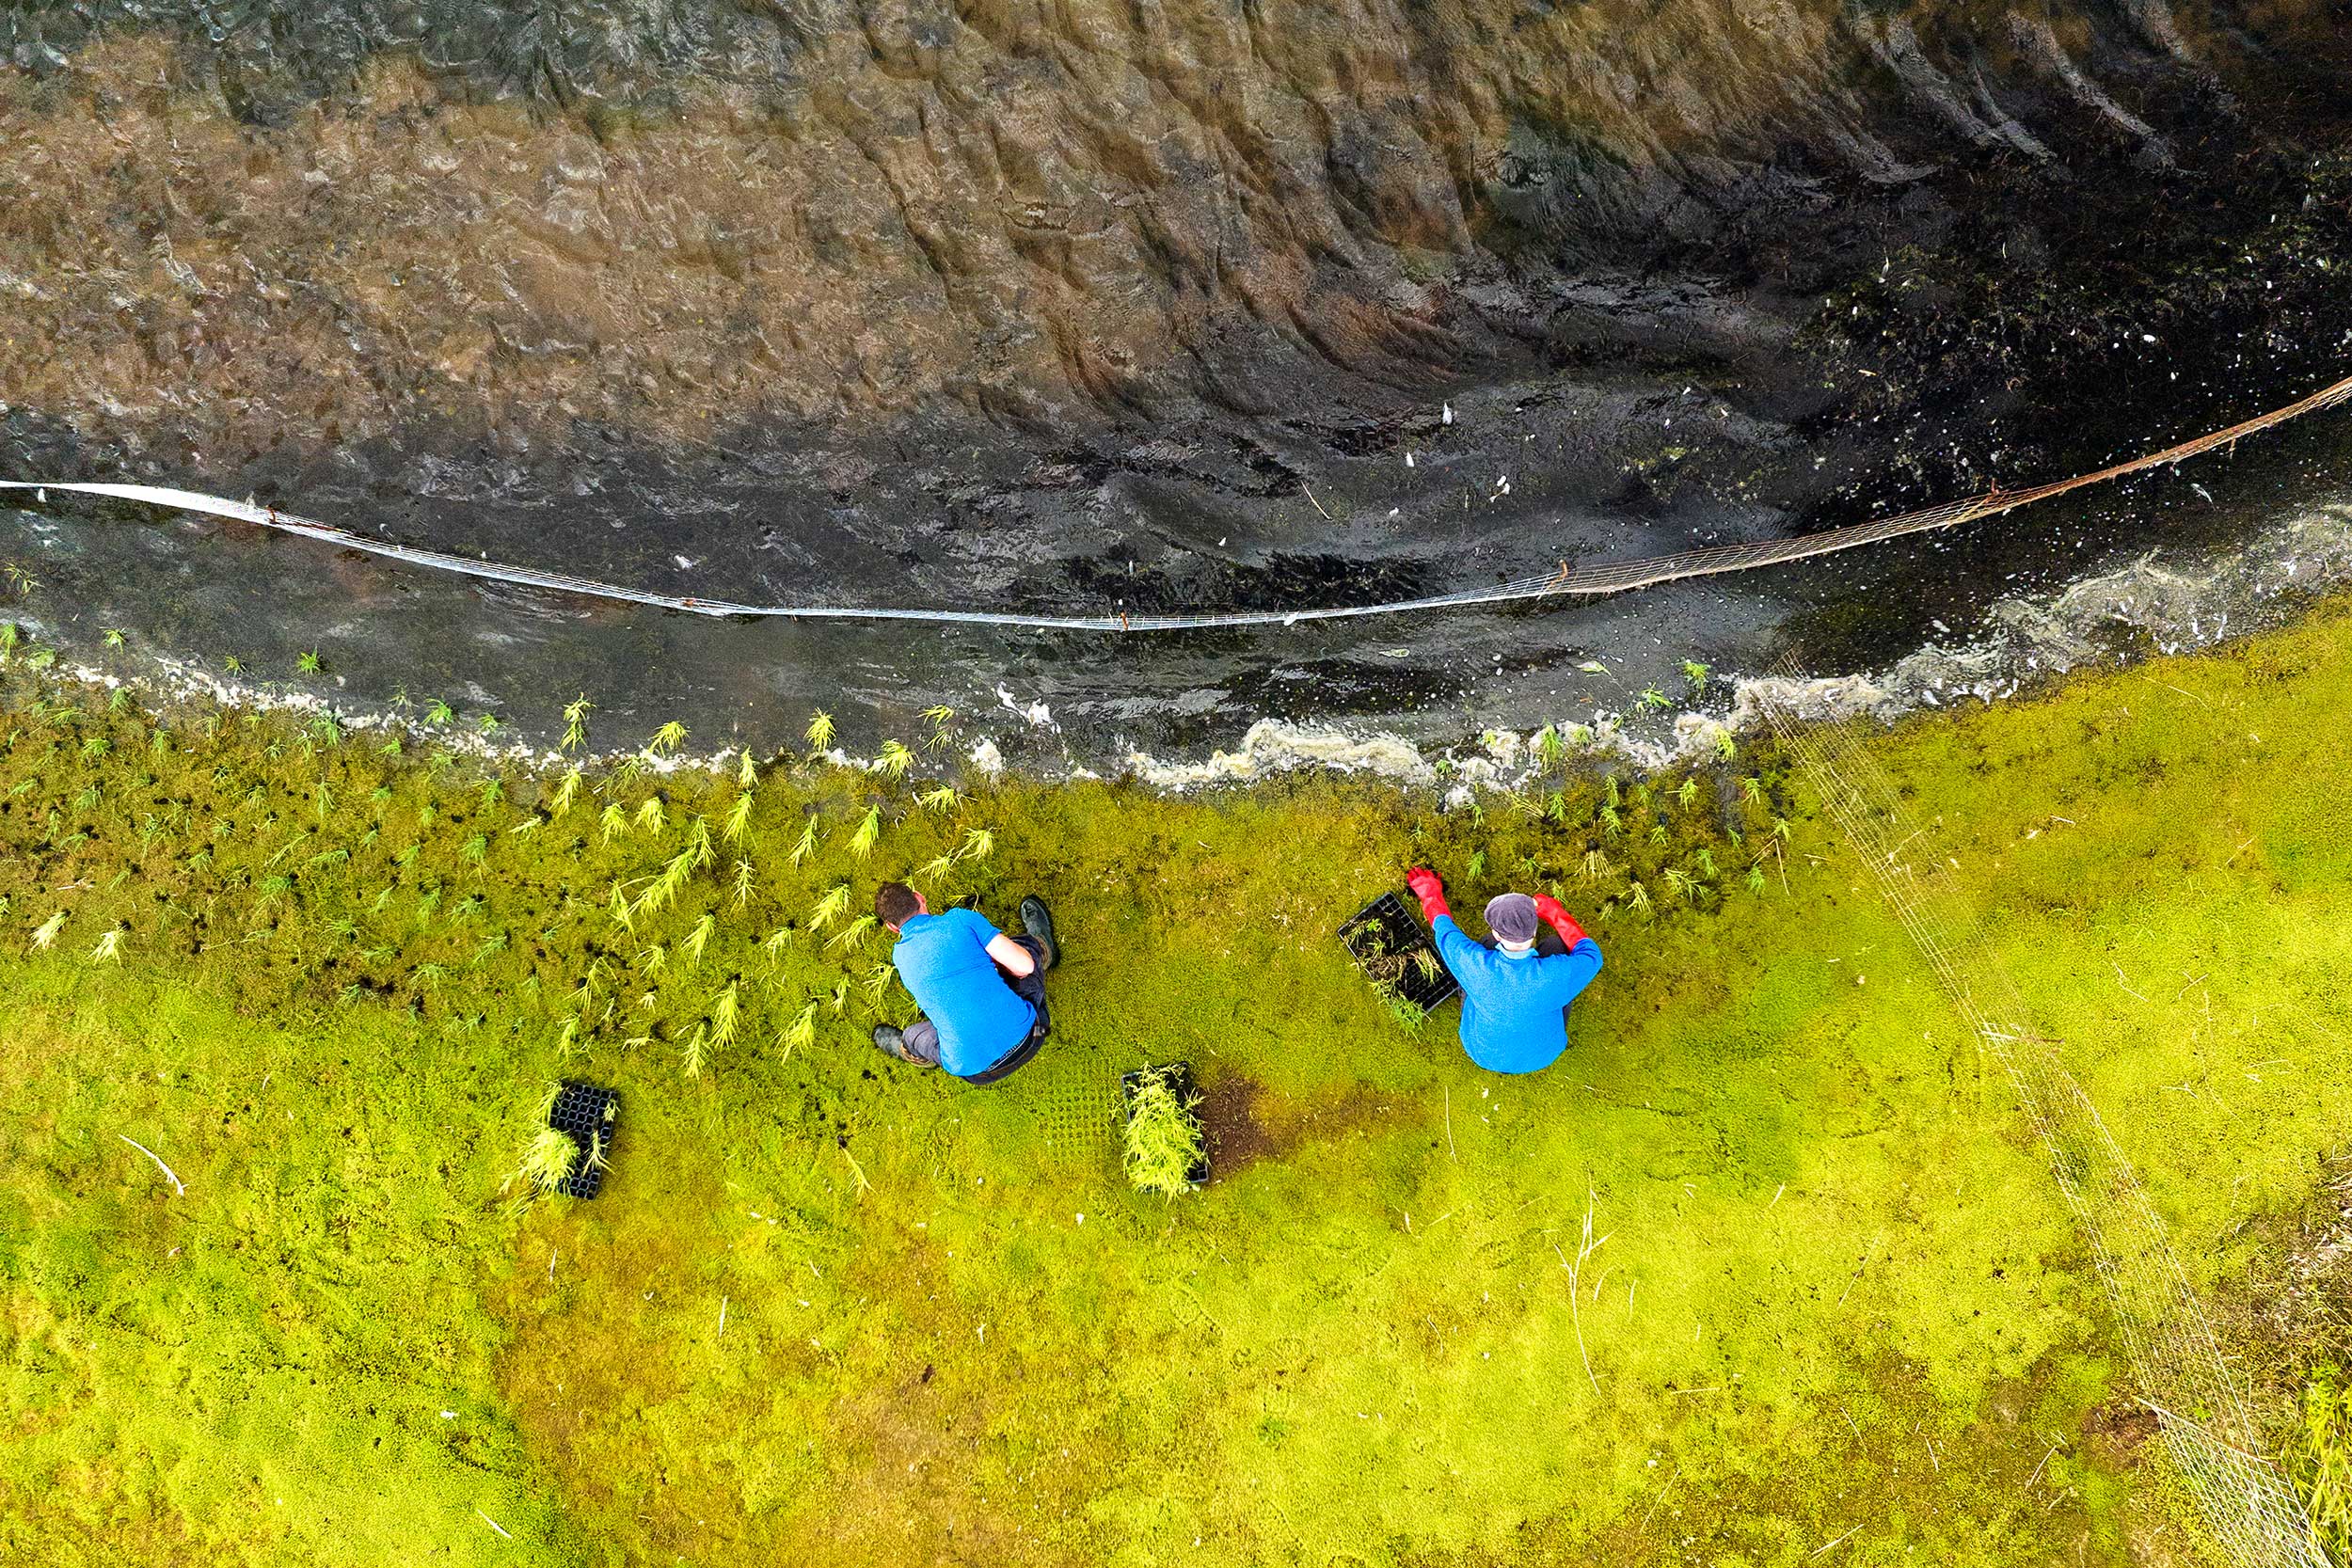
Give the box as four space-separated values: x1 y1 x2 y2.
1760 658 2326 1568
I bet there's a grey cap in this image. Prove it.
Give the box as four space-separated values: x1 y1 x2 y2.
1486 893 1539 944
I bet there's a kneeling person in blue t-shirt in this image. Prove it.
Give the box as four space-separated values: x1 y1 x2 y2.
870 880 1059 1085
1405 866 1602 1075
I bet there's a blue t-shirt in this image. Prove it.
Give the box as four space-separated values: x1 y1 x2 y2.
891 908 1037 1077
1430 915 1603 1074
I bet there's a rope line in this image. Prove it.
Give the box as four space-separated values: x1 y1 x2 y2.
4 372 2347 631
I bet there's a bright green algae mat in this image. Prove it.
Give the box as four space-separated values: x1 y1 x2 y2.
8 608 2352 1564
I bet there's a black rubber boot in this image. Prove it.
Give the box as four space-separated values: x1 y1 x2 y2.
1020 895 1059 971
871 1023 916 1062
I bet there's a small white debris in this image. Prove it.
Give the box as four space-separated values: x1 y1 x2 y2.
1441 402 1454 425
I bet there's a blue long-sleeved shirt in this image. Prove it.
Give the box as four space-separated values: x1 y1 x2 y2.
1430 915 1603 1074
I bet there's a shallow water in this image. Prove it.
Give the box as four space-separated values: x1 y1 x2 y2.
1 5 2347 770
7 404 2349 774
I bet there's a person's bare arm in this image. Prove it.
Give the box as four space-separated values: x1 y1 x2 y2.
986 931 1037 976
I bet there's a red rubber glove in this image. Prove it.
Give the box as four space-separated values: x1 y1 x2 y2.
1406 866 1451 923
1532 893 1588 948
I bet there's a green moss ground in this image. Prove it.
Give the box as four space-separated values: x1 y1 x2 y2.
9 604 2352 1564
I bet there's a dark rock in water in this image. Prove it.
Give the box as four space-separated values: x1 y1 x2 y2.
0 3 2346 761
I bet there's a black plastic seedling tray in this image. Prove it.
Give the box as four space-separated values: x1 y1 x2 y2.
1339 892 1461 1010
1121 1062 1211 1189
548 1080 619 1199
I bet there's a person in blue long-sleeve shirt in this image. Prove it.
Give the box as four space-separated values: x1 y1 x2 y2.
1405 866 1602 1074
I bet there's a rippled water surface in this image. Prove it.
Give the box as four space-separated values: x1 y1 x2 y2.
1 1 2347 764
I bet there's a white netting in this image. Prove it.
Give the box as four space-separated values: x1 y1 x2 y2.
1761 661 2325 1567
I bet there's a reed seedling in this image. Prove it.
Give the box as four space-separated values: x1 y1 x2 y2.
826 913 876 954
782 1001 818 1057
680 1022 709 1078
561 695 593 753
916 785 958 813
685 815 714 868
805 710 835 752
1640 686 1670 710
1628 880 1651 915
1682 659 1709 690
710 980 740 1050
847 806 882 861
760 927 792 965
723 791 755 845
476 713 503 736
733 859 756 908
1714 731 1738 762
737 750 757 787
606 884 636 931
1123 1066 1206 1199
503 1123 580 1204
1677 778 1700 809
599 802 628 844
683 912 716 965
645 721 688 757
298 649 322 674
914 853 956 887
878 740 914 780
426 699 453 725
550 768 583 816
828 976 850 1015
808 883 851 932
88 927 123 963
633 797 666 835
959 828 993 862
790 817 821 865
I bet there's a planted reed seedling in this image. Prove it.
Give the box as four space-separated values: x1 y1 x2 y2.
733 859 756 908
1640 686 1670 710
916 784 958 813
87 927 123 963
958 828 993 863
297 649 323 674
600 802 628 844
808 883 851 932
476 713 503 736
805 710 835 752
790 817 821 866
683 912 716 965
737 750 757 788
849 806 882 861
760 927 792 965
710 980 740 1049
782 1001 818 1057
723 791 755 845
633 797 666 835
680 1022 709 1078
426 699 453 725
1682 659 1709 690
550 769 584 816
1715 732 1738 762
825 913 877 954
914 853 956 887
645 721 689 757
1677 778 1700 809
561 695 593 753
